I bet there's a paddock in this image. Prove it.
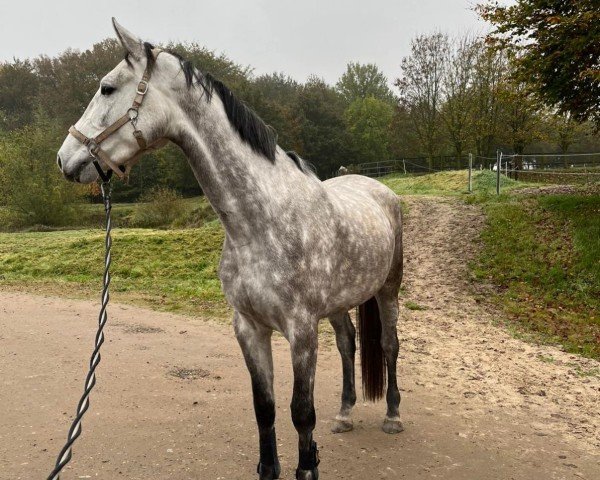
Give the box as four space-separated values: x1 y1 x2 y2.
1 196 597 479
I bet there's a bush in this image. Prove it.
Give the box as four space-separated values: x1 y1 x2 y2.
172 201 217 228
0 115 86 230
130 186 186 228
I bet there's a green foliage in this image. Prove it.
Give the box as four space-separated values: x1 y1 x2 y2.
296 76 351 175
250 73 303 151
0 114 85 229
33 39 124 128
131 186 186 228
0 60 39 130
0 31 597 199
478 0 600 125
336 62 395 104
475 193 600 358
345 96 393 163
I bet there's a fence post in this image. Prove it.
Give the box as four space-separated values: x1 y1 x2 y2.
402 159 407 175
496 150 501 195
468 153 473 193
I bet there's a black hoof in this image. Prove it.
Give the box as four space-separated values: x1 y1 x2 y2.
257 461 281 479
296 440 320 479
296 467 319 480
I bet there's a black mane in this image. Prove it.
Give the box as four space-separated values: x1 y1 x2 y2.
142 43 280 164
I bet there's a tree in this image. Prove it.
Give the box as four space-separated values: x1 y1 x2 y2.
0 60 39 131
33 39 124 128
471 45 506 157
478 0 600 125
540 112 591 166
497 75 539 154
249 73 303 151
296 76 351 176
441 35 478 164
395 33 450 166
0 112 85 227
552 113 590 154
336 62 395 104
345 96 393 163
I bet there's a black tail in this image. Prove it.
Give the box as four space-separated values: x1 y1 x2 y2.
357 297 386 402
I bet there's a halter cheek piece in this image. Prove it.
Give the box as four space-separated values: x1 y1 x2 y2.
68 48 168 182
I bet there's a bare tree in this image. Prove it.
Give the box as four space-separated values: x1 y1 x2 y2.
471 44 505 158
395 33 449 167
441 35 478 166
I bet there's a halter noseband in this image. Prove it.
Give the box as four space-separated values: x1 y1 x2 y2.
68 48 167 182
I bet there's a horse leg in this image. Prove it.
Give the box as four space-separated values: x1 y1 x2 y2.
233 311 280 480
328 312 356 433
290 323 320 480
377 233 403 434
376 292 403 433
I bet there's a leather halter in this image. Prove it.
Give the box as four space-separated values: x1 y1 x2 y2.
68 48 167 182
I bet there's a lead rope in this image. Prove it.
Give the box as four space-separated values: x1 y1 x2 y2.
47 180 113 480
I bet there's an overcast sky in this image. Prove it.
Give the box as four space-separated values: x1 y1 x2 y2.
0 0 487 86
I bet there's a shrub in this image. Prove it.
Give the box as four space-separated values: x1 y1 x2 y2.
0 115 85 230
172 201 217 228
131 186 186 228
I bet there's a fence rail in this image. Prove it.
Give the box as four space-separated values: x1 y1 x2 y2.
341 156 473 178
336 152 600 193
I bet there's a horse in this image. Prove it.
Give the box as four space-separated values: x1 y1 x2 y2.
57 19 404 480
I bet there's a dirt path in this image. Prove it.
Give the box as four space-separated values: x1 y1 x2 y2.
1 196 598 479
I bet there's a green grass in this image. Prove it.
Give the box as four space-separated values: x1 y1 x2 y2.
0 221 229 318
404 301 428 311
474 193 600 359
380 169 524 196
79 195 215 229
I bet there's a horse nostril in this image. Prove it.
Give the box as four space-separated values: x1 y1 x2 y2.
57 155 62 169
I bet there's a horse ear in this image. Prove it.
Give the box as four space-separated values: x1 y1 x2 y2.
112 18 143 60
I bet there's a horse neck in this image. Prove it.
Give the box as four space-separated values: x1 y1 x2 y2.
171 89 310 243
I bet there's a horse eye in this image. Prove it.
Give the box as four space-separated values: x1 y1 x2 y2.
101 85 116 96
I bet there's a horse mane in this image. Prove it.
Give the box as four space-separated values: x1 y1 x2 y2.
138 42 312 171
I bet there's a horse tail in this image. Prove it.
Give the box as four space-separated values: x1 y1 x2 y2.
357 297 386 402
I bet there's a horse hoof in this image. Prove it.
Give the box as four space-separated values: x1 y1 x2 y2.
331 418 353 433
257 461 281 479
382 418 404 434
296 468 319 480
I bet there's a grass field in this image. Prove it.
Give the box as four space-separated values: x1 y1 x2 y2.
474 193 600 358
0 221 228 318
380 169 524 196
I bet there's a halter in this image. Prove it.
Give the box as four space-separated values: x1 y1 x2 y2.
68 48 167 182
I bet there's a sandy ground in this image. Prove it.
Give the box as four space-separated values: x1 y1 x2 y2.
1 196 599 480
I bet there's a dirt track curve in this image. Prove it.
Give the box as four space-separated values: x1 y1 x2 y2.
1 196 599 479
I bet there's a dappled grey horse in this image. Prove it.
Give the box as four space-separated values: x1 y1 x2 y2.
57 19 404 480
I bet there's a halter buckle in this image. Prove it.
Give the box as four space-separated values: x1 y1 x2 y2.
87 140 99 158
136 80 149 95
